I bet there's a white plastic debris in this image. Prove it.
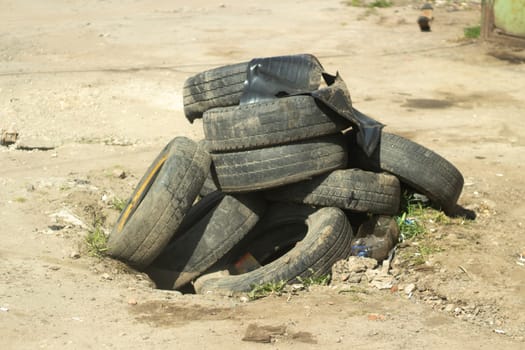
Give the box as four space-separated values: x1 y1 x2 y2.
49 209 86 228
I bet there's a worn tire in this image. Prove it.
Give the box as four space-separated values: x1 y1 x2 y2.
107 137 211 269
147 194 266 290
265 169 401 215
194 206 353 294
183 62 247 122
203 95 350 151
183 54 323 122
349 131 464 213
199 170 220 197
212 134 348 192
233 203 316 266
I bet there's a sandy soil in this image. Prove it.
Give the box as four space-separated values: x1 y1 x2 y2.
1 0 525 348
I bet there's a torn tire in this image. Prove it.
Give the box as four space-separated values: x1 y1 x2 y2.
349 131 464 213
107 137 211 269
211 134 348 192
146 194 266 290
194 206 353 294
183 54 324 122
265 169 401 215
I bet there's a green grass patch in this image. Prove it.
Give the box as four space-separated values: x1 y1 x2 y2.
368 0 392 7
85 225 108 257
297 273 330 288
14 197 27 203
464 25 481 39
110 197 128 212
84 207 108 257
396 193 427 240
248 280 287 300
410 242 443 266
343 0 392 7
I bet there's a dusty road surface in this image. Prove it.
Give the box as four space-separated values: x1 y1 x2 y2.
1 0 525 348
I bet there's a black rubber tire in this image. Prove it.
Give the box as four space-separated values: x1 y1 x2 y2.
194 206 353 294
348 131 464 213
236 203 315 266
175 190 225 236
212 134 348 193
107 137 211 269
203 95 350 151
183 54 324 122
199 170 220 197
147 194 266 290
265 169 401 215
183 62 248 122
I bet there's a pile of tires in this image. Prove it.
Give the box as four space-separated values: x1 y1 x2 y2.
106 54 464 295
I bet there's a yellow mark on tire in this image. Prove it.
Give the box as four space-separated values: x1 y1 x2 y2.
117 154 168 233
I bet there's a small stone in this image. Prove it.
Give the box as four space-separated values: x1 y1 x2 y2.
26 184 35 192
444 304 455 312
239 296 249 303
70 251 81 259
290 283 305 292
127 298 137 305
15 135 56 150
0 129 18 145
367 313 386 321
101 273 112 280
347 274 362 284
112 169 127 179
404 283 416 295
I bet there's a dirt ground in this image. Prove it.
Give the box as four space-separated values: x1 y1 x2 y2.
1 0 525 348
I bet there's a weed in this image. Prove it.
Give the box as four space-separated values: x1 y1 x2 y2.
396 192 430 240
110 197 128 212
342 0 363 6
297 272 330 287
14 197 27 203
464 25 481 39
84 205 108 257
248 280 287 300
85 225 108 257
368 0 392 8
410 243 443 265
343 0 392 7
59 185 71 191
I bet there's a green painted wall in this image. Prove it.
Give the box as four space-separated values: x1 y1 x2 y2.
494 0 525 36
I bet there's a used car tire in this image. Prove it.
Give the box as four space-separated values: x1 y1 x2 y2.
348 131 464 213
183 62 247 123
265 169 401 215
212 134 348 192
183 54 323 122
107 137 211 269
194 206 353 294
203 95 350 151
146 194 266 290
